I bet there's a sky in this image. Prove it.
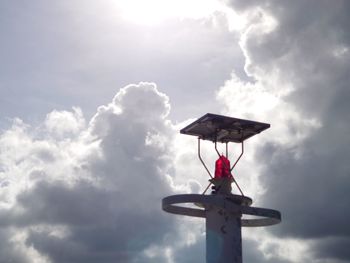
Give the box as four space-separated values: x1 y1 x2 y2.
0 0 350 262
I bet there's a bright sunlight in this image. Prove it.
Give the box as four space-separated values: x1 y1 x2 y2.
114 0 245 29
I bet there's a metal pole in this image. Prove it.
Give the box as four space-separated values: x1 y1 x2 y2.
198 138 214 179
202 182 212 195
214 140 221 158
231 142 244 172
232 178 244 196
206 206 242 263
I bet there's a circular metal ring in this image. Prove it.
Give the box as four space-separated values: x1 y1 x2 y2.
162 194 281 227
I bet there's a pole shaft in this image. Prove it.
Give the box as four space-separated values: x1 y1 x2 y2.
206 207 242 263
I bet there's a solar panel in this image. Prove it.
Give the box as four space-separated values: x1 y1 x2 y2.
180 113 270 143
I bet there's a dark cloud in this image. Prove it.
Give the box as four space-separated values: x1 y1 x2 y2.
224 0 350 261
0 229 28 263
258 128 350 239
313 237 350 262
1 0 349 262
225 0 268 12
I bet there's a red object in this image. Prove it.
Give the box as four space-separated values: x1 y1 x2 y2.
214 155 232 178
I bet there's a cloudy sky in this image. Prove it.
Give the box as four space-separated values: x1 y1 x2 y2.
1 0 350 262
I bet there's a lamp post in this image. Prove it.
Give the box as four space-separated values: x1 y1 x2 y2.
162 113 281 263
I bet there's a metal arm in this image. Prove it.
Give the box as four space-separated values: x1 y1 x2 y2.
226 142 228 158
229 140 245 196
232 176 244 196
214 140 221 158
198 138 213 179
230 141 244 172
202 182 212 195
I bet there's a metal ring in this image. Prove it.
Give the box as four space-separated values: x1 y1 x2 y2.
162 194 281 227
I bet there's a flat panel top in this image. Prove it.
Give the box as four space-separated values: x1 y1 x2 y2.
180 113 270 143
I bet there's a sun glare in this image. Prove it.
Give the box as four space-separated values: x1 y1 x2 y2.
115 0 244 28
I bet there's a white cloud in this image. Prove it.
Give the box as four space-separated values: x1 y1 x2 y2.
44 107 85 138
0 82 198 262
1 1 349 262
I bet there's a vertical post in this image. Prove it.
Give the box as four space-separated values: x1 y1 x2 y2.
198 138 214 179
206 206 242 263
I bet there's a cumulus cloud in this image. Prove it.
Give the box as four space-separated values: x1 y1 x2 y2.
1 1 349 262
0 82 200 262
217 0 350 262
44 107 85 138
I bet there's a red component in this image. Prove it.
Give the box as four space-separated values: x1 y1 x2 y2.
214 155 232 179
